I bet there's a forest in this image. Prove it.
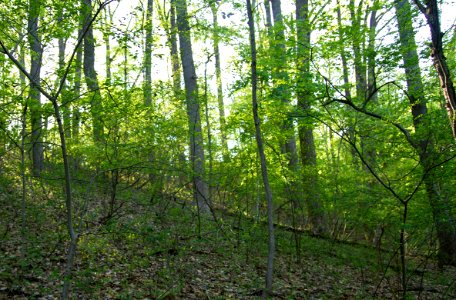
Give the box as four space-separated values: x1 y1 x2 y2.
0 0 455 298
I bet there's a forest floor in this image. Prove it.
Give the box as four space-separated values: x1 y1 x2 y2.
1 183 455 299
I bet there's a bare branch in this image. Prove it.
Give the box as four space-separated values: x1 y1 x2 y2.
319 73 415 147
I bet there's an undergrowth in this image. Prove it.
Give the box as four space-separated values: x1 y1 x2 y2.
0 180 455 299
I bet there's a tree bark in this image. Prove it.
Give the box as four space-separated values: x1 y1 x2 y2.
103 7 113 86
412 0 456 140
56 7 71 140
175 0 210 213
395 0 456 266
28 0 44 176
367 2 378 103
296 0 326 236
210 1 229 162
348 0 367 104
144 0 153 107
246 0 275 296
72 25 83 143
82 0 104 143
170 0 181 95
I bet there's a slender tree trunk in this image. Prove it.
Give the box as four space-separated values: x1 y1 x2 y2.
296 0 326 236
175 0 210 213
336 2 359 168
103 7 112 86
204 59 213 201
144 0 153 107
367 3 378 102
269 0 300 256
19 51 28 253
72 26 83 143
144 0 163 195
56 8 71 140
395 0 456 266
264 0 272 37
28 0 44 176
348 0 377 174
210 2 229 162
170 0 181 95
246 0 275 296
348 1 379 242
336 3 352 101
412 0 456 140
83 0 104 143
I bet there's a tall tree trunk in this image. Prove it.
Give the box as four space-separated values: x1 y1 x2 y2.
296 0 326 236
72 22 83 143
210 1 229 162
144 0 162 195
57 7 71 140
175 0 210 213
82 0 104 143
367 3 378 103
103 7 112 86
270 0 300 255
263 0 273 37
336 2 359 168
395 0 456 266
349 0 367 104
336 3 352 101
246 0 275 296
348 1 379 241
28 0 44 176
270 0 298 169
348 0 377 172
144 0 153 107
412 0 456 140
170 0 181 95
204 58 213 200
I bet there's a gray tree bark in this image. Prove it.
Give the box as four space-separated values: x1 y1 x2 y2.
175 0 210 213
28 0 44 176
412 0 456 140
82 0 104 143
395 0 456 266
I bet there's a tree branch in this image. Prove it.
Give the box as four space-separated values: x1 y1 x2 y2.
319 74 415 147
411 0 426 14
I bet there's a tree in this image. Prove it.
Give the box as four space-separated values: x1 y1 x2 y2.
28 0 44 176
175 0 210 213
395 0 456 266
296 0 326 235
246 0 275 295
412 0 456 140
209 0 229 162
144 0 153 107
83 0 104 143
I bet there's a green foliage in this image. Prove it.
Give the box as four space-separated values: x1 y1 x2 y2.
1 0 456 298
